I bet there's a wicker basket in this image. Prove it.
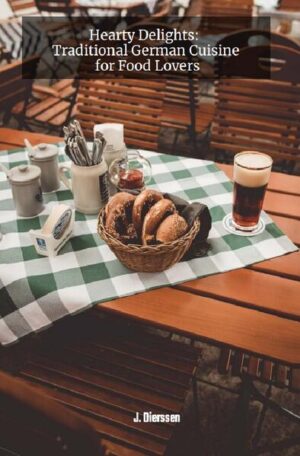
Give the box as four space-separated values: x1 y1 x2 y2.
97 208 200 272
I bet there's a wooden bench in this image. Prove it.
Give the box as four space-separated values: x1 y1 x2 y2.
1 314 200 456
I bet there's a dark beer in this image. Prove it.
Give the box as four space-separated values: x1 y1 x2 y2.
232 152 272 230
233 182 267 228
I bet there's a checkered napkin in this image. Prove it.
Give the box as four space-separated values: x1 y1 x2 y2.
0 146 297 346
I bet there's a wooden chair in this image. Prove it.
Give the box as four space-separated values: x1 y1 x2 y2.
186 0 253 21
195 0 254 33
123 20 214 150
199 0 254 16
215 29 300 79
76 79 166 150
216 28 300 53
12 79 78 134
211 45 300 166
1 313 200 456
0 370 105 456
6 0 38 16
161 77 215 152
0 17 23 60
0 56 39 128
219 349 300 393
218 348 300 454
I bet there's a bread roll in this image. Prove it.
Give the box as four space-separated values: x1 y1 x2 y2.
105 192 137 243
105 192 135 217
156 214 188 243
142 199 176 245
132 189 163 234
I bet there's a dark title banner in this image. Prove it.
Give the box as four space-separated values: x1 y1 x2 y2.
21 16 271 80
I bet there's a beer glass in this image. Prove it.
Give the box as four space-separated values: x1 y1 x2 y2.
231 151 272 233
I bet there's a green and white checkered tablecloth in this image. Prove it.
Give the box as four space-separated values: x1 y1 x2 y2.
0 146 297 346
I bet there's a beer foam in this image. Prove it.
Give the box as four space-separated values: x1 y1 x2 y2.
234 152 272 188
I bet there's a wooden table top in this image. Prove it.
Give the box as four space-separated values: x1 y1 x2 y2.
1 128 299 366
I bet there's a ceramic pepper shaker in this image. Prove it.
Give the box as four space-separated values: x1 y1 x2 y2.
28 143 60 193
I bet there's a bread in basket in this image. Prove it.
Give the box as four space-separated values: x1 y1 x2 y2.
97 190 201 272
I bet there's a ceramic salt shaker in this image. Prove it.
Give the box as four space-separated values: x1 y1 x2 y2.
8 164 44 217
28 143 60 192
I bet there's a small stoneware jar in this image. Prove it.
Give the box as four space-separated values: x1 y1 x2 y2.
8 164 44 217
28 143 60 193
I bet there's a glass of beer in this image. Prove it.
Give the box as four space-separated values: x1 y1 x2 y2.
232 151 273 232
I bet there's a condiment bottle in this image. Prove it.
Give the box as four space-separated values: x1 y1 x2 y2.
108 150 152 194
119 169 144 190
28 143 60 193
6 164 44 217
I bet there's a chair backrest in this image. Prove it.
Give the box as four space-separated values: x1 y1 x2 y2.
125 21 202 107
198 0 254 33
211 45 300 162
278 0 300 11
76 78 166 150
200 0 253 16
215 29 300 76
0 56 39 118
0 370 104 456
216 29 300 52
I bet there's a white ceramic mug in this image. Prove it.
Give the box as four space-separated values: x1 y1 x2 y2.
59 161 109 214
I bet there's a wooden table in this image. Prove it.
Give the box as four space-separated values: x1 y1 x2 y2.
1 128 299 366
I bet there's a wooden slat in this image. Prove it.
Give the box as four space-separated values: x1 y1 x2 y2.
231 351 245 376
23 357 182 413
263 191 300 220
99 288 300 365
177 269 300 320
269 215 300 246
275 364 288 387
8 0 36 11
0 128 61 150
211 48 300 163
36 346 188 399
211 134 299 161
102 439 147 456
247 357 260 377
11 314 200 456
250 251 300 281
162 102 214 133
218 348 232 374
77 79 165 151
261 360 274 383
211 140 297 162
289 368 300 392
21 377 173 441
